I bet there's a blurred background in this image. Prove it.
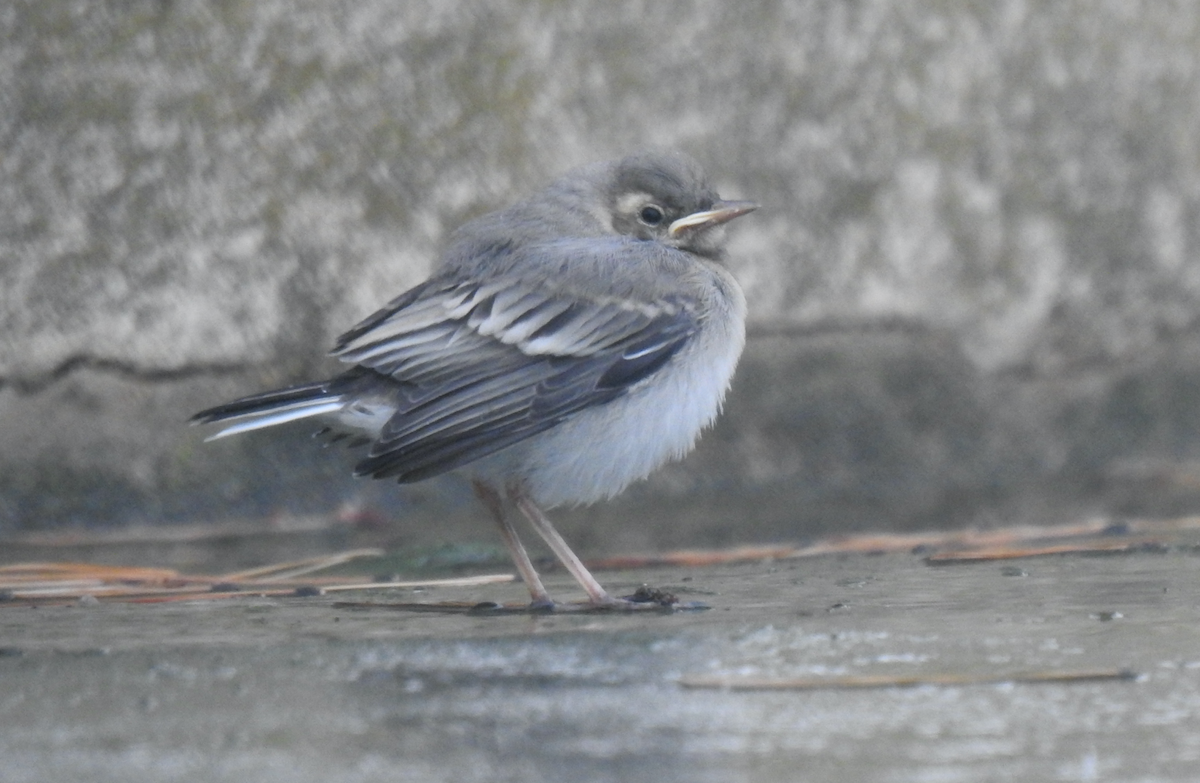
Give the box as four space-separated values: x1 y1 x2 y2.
3 1 1200 563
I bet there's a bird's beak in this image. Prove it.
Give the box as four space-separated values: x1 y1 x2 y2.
668 200 759 237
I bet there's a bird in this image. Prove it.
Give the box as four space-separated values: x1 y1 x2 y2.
192 150 757 609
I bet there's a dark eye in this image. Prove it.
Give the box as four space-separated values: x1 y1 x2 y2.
639 205 664 226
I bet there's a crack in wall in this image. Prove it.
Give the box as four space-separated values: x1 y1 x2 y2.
0 355 252 395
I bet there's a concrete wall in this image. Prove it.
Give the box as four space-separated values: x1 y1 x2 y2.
4 2 1200 547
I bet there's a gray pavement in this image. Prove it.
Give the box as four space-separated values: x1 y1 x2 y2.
4 547 1199 782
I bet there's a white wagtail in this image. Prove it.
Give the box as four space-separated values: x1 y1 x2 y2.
193 151 757 608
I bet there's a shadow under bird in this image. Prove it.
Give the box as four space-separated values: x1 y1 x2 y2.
192 151 757 609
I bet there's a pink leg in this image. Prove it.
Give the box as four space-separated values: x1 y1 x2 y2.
472 480 553 607
510 485 620 606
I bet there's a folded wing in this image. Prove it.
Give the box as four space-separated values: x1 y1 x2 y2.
332 240 698 482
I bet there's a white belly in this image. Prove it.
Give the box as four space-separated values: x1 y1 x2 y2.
500 272 746 508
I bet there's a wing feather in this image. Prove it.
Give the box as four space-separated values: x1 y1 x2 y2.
329 239 700 482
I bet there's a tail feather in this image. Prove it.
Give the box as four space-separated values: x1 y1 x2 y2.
201 400 346 441
191 381 346 441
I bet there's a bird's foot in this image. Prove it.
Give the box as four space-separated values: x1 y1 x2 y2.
622 585 680 606
581 585 707 611
461 591 706 614
527 596 557 613
472 585 707 613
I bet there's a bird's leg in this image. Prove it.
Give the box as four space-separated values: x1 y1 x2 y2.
509 484 621 606
472 480 554 607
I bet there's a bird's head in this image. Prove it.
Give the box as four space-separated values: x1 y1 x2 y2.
447 151 757 267
601 151 758 258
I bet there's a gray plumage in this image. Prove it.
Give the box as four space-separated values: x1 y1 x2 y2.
193 151 757 608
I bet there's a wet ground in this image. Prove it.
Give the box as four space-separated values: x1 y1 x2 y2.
3 547 1200 782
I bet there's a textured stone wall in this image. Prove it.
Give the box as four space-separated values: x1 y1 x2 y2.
3 2 1200 546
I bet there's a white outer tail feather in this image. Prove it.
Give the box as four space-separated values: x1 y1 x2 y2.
203 400 345 441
